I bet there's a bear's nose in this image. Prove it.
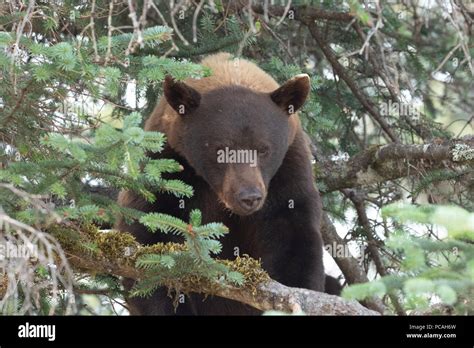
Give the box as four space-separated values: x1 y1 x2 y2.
237 188 263 211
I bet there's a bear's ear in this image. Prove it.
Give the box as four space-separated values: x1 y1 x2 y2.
270 74 310 115
163 75 201 115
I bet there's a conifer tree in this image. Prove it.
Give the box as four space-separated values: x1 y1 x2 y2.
0 0 472 315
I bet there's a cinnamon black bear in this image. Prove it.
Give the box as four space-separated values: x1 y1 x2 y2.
117 53 332 315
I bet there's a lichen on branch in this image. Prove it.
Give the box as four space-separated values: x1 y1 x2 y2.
47 223 377 315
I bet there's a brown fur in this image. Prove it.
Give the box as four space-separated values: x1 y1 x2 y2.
144 53 301 149
117 53 328 315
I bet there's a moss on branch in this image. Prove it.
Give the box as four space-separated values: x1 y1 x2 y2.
46 223 377 315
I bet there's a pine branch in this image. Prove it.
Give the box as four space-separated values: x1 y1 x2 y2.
61 230 379 315
238 1 397 142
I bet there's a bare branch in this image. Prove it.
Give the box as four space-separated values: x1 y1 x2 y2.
210 278 379 315
10 0 35 94
240 1 398 142
303 22 399 143
149 1 180 56
105 1 115 65
89 0 99 62
320 212 385 314
192 0 204 43
317 137 474 192
0 213 75 315
170 0 190 46
342 189 406 315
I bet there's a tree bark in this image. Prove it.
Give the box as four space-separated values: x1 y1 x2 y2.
317 136 474 192
320 212 385 314
64 241 379 316
211 278 379 315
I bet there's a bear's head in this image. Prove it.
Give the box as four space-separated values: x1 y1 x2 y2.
163 74 310 216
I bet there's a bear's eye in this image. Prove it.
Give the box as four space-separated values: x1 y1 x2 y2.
258 147 270 157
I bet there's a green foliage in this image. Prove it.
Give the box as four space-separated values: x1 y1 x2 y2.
0 0 259 315
0 23 208 148
132 210 243 298
343 280 387 301
1 0 472 316
343 204 474 314
138 56 211 85
173 14 256 58
1 112 193 227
